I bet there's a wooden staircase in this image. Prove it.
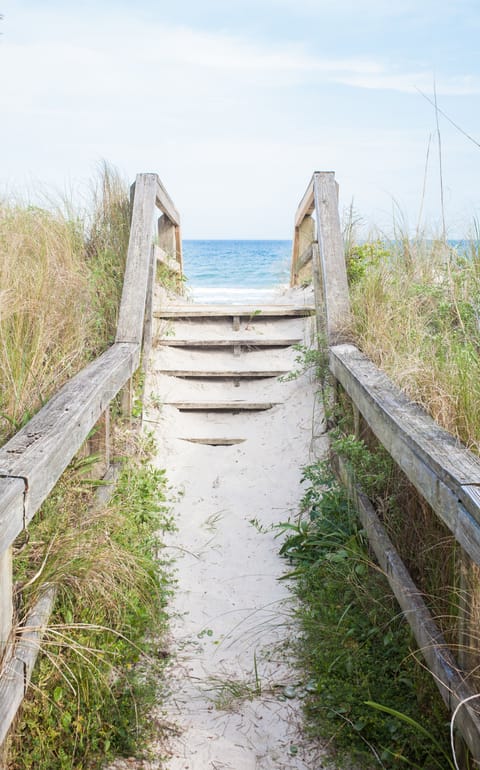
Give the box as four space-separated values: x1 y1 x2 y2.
147 302 315 443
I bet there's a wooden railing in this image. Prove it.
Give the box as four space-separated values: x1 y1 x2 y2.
0 173 182 746
292 171 480 761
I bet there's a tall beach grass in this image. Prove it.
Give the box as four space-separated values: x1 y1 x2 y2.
0 164 131 445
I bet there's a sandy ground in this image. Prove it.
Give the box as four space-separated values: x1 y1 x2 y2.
108 285 330 769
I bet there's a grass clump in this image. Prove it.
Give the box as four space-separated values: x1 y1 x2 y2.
0 163 130 445
279 460 451 768
347 237 480 454
7 431 174 769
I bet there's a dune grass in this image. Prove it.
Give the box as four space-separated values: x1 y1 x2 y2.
346 235 480 455
0 164 131 445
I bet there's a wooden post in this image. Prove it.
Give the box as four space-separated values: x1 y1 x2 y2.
458 552 480 691
0 547 12 657
87 409 110 477
296 215 315 285
158 215 176 257
313 172 351 344
142 245 156 372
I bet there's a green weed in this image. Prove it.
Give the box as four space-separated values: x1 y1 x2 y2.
279 461 451 768
8 433 174 769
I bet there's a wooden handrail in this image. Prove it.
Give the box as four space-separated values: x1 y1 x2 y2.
292 170 480 760
0 172 182 747
291 171 350 343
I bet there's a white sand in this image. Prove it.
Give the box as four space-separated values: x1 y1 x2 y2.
135 285 330 769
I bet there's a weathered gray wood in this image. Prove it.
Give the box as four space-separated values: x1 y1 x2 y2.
0 586 56 746
311 242 325 341
233 315 240 332
157 215 177 257
159 369 288 379
116 174 158 345
294 244 313 276
314 172 351 343
0 343 139 528
294 175 315 228
154 244 180 274
334 453 480 760
156 177 180 226
166 401 278 412
142 245 156 373
0 547 12 654
156 338 301 348
180 438 246 446
330 344 480 563
154 305 315 318
0 479 25 555
174 224 183 273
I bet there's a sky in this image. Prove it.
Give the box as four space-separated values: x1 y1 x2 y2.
1 1 480 238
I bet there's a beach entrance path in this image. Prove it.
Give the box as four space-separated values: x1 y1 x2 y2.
144 286 329 768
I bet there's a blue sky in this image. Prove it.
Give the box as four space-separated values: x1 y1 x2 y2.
1 1 480 237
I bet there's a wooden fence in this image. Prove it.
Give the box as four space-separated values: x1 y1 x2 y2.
291 171 480 761
0 173 182 747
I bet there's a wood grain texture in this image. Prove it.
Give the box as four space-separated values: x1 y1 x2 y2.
156 177 180 226
334 453 480 760
116 173 158 344
156 338 301 348
294 175 315 228
330 343 480 562
158 370 288 379
154 245 180 273
0 479 25 555
0 586 56 746
155 306 315 318
313 172 351 343
0 343 139 527
0 548 12 653
165 401 278 411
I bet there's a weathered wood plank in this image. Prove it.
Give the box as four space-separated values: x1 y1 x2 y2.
330 344 480 562
116 174 158 345
294 175 315 228
154 305 315 318
294 243 313 275
0 547 12 655
156 338 301 348
311 242 325 340
156 177 180 226
0 479 25 555
179 438 246 446
0 586 56 746
313 172 351 343
165 401 278 411
334 453 480 760
154 245 180 274
159 370 288 379
0 343 139 527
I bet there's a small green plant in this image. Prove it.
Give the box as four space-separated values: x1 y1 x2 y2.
8 433 174 769
278 460 451 768
279 339 328 383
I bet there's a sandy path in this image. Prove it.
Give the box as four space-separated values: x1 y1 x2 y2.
141 286 328 769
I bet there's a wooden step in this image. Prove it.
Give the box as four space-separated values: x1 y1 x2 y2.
165 401 278 412
179 438 246 446
156 338 301 348
159 369 288 379
155 305 315 319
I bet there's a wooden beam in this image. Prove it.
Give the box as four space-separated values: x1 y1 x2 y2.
313 172 351 343
0 343 139 528
0 586 56 746
116 173 158 345
156 177 180 226
0 547 12 655
165 401 278 411
156 338 301 348
294 175 315 228
154 245 180 274
154 305 315 318
334 453 480 761
179 438 246 446
158 370 288 379
330 344 480 564
294 243 313 276
0 479 25 555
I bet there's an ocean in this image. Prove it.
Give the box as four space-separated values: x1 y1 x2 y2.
182 240 292 303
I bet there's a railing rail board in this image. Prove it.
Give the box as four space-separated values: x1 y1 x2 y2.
0 171 182 750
